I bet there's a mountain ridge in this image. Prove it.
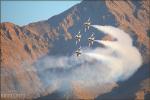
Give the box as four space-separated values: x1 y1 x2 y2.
1 0 150 99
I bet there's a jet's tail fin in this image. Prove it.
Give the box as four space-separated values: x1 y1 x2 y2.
88 26 90 30
92 41 94 45
89 43 91 47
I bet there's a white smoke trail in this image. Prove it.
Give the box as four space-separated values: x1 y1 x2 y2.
92 25 132 46
33 25 142 99
91 25 142 81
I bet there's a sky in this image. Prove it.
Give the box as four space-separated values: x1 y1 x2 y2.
1 1 81 26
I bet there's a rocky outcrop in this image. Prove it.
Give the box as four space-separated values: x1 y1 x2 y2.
135 78 150 100
1 22 49 98
106 0 150 63
1 22 49 67
72 82 118 99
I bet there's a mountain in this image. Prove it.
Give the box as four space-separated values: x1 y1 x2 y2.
1 0 150 99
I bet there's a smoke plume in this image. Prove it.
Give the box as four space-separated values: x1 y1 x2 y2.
33 25 142 99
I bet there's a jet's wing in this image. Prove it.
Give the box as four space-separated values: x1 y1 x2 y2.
76 52 81 57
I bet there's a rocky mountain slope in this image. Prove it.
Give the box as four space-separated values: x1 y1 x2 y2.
1 0 150 99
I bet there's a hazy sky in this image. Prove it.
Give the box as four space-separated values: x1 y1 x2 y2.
1 1 81 26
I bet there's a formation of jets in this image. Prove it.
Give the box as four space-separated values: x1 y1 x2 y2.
75 17 95 57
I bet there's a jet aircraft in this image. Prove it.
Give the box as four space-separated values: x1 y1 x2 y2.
88 33 95 47
75 47 82 57
75 31 82 44
84 17 91 32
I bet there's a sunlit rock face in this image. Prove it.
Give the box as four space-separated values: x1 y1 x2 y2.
1 0 150 99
